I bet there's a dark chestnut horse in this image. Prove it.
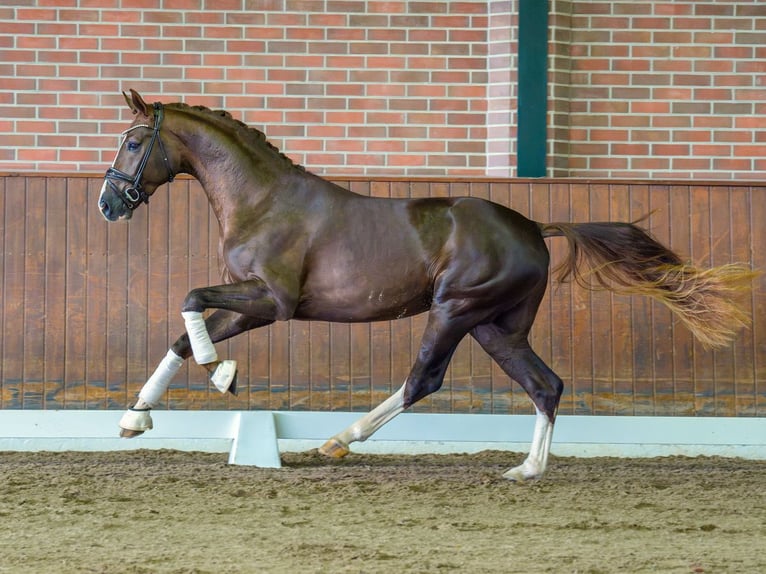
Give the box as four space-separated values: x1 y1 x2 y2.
100 90 754 480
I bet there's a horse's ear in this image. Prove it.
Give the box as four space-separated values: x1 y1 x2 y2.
123 89 149 117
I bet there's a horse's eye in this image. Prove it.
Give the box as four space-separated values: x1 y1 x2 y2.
126 141 140 152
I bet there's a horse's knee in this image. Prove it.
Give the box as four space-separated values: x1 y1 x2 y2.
181 288 207 313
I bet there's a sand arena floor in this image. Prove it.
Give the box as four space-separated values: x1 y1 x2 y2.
0 449 763 573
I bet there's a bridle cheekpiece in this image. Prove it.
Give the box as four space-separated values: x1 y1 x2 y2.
104 102 175 211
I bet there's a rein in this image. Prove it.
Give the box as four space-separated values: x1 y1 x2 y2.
104 102 175 210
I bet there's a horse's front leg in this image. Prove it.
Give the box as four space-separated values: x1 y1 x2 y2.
179 276 290 370
119 308 273 437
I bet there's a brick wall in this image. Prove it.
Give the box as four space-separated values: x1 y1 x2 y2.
1 0 505 176
559 0 766 179
0 0 763 179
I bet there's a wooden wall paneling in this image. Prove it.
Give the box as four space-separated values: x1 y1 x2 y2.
548 182 574 413
104 189 129 410
750 186 766 416
0 177 3 409
308 321 331 411
328 322 351 411
710 185 737 415
689 185 715 415
570 181 595 415
0 177 4 406
1 176 764 417
2 177 25 408
246 324 272 411
85 178 108 409
64 178 89 408
668 185 695 415
288 320 311 410
23 176 46 408
729 186 757 416
124 202 149 410
647 185 675 415
608 184 635 415
588 183 615 415
629 184 655 415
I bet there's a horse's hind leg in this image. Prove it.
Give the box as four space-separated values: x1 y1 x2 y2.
319 306 468 458
471 315 564 481
119 310 271 437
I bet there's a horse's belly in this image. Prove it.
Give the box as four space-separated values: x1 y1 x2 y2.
296 279 432 323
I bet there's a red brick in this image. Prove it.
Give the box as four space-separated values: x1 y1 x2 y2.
631 101 670 114
590 129 629 141
652 116 691 128
652 144 690 155
630 157 670 170
714 131 753 143
589 157 628 170
733 145 766 157
693 144 731 156
611 143 650 155
714 158 752 171
672 130 711 142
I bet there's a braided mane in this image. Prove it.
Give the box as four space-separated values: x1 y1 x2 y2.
167 102 305 172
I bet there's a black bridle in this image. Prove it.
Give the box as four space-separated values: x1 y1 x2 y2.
104 102 175 210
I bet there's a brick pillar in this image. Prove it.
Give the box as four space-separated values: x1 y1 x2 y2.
548 0 573 176
487 1 517 177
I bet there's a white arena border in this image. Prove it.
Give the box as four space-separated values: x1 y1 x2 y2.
0 410 763 467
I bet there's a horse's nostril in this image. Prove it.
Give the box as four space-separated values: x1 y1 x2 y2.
99 199 111 216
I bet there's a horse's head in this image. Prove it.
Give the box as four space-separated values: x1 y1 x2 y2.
99 90 176 221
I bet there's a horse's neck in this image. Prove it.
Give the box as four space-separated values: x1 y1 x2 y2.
173 116 293 222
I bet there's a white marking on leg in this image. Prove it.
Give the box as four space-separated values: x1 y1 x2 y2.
503 407 554 482
182 310 218 365
335 382 407 446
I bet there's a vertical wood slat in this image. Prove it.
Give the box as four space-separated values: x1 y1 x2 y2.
3 177 25 408
44 178 67 409
0 175 764 417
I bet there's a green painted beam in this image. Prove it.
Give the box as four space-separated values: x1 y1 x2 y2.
517 0 549 177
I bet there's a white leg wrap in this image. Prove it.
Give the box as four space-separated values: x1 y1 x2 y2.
182 310 218 365
137 349 184 408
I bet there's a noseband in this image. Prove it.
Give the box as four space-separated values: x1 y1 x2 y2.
104 102 175 210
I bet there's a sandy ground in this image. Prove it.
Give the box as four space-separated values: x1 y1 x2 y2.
0 449 763 574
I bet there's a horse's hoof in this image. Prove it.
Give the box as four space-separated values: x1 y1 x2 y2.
502 462 542 483
118 407 153 436
210 360 238 395
319 438 350 458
